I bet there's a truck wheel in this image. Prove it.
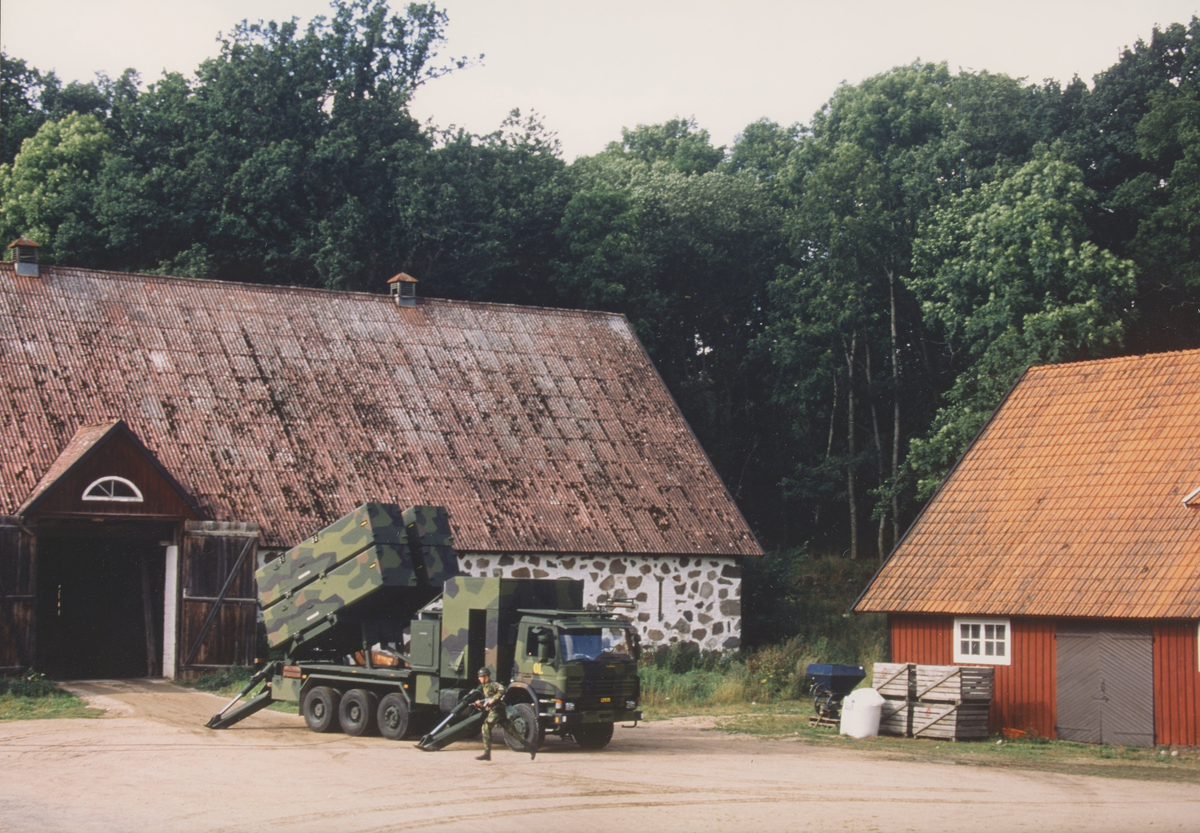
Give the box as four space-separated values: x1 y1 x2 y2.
339 689 379 737
303 686 341 733
503 703 539 753
572 722 614 750
377 693 410 740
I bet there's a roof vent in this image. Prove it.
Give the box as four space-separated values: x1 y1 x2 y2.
7 237 41 277
388 272 418 307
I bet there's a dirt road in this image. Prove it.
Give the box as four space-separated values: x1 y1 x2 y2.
1 679 1197 833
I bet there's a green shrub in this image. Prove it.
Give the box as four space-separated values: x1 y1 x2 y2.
0 671 58 698
188 665 253 692
639 625 888 711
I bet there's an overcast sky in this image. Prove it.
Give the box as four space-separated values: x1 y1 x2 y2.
3 0 1198 159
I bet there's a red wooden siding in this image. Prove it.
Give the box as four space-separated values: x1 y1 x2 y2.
1154 622 1200 747
29 430 196 519
1000 620 1056 739
889 615 952 665
890 615 1057 739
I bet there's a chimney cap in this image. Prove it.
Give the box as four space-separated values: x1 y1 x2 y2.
8 237 41 249
387 272 417 284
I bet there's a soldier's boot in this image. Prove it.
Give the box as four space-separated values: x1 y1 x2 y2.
475 750 491 761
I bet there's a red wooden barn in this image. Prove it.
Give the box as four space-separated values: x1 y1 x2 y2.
855 349 1200 747
0 243 759 680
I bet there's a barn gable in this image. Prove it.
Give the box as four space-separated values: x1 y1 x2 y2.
856 349 1200 746
19 420 199 520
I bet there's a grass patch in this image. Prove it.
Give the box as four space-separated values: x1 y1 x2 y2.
713 710 1200 784
639 632 885 718
0 673 102 720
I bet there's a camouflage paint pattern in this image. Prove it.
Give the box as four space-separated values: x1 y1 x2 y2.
257 503 404 607
439 577 586 683
257 503 460 649
401 504 459 587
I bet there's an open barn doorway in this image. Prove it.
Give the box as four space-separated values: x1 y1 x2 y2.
35 523 173 679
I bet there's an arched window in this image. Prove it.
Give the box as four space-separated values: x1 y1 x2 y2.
82 476 144 503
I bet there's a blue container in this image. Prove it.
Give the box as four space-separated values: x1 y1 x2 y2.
806 663 866 695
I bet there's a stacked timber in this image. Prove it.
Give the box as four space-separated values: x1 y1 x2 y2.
910 665 993 741
872 663 913 737
873 663 994 741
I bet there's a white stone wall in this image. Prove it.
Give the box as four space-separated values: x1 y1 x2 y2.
460 552 742 652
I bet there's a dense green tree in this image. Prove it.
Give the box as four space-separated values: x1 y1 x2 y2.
0 112 111 261
556 130 788 537
906 147 1136 499
406 110 569 305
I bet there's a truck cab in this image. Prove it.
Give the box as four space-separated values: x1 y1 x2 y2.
511 613 642 748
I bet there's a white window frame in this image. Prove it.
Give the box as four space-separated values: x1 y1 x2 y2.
953 617 1011 666
82 476 144 503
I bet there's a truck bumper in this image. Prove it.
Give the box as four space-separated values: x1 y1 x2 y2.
551 709 642 726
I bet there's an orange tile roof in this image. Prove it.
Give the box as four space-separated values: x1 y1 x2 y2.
856 349 1200 619
0 264 761 556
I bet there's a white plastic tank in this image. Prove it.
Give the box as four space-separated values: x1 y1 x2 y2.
839 687 885 738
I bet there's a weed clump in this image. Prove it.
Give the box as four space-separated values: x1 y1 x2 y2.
0 671 58 698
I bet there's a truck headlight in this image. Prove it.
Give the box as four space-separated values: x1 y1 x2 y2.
564 701 576 712
625 700 637 710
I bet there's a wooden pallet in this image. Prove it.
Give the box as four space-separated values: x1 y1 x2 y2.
878 699 909 737
871 662 913 699
910 701 990 740
914 665 993 703
808 715 840 729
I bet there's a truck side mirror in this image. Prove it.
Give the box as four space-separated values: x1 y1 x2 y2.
630 630 641 662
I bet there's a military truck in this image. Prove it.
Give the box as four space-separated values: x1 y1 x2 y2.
206 502 642 750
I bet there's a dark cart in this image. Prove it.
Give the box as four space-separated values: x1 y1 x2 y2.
806 663 865 725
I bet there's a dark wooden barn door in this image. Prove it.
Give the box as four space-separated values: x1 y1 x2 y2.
178 521 259 675
1056 622 1154 747
0 517 35 672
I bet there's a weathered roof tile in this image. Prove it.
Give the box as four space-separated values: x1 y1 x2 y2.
2 264 761 556
858 349 1200 618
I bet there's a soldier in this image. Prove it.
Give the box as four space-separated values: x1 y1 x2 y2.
473 667 536 762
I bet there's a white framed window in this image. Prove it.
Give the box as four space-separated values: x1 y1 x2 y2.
82 476 144 503
953 617 1011 665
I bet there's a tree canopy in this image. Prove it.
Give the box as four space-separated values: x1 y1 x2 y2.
3 4 1198 593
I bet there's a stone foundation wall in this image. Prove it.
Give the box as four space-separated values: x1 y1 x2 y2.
460 552 742 652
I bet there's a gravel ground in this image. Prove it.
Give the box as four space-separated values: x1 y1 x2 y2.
0 678 1197 833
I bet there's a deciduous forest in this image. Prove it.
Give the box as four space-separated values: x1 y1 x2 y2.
3 1 1198 643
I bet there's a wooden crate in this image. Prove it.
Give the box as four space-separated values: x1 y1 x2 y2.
878 699 910 737
914 665 993 703
871 662 913 700
910 702 990 740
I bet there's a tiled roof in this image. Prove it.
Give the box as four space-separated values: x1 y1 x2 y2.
18 420 122 514
1 263 761 555
857 349 1200 619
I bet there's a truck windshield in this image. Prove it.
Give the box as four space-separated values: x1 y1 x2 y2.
559 627 634 661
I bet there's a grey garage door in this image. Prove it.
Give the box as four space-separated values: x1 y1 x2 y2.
1056 621 1154 747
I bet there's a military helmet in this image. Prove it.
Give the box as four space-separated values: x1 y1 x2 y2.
477 666 492 678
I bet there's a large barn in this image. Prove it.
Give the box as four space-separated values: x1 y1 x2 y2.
856 349 1200 747
0 242 760 679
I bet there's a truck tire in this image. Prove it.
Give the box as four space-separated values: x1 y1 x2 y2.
502 703 539 753
339 689 379 737
572 722 614 749
303 686 341 733
377 692 410 740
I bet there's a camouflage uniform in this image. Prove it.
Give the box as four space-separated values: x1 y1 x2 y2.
474 673 535 759
478 679 519 755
